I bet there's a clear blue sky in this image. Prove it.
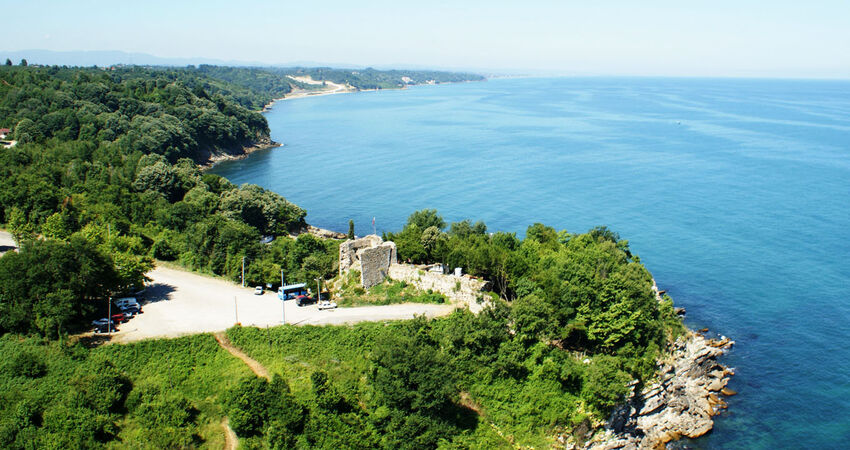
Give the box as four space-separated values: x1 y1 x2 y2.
2 0 848 77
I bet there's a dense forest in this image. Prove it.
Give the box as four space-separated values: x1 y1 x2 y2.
0 64 338 337
0 63 685 448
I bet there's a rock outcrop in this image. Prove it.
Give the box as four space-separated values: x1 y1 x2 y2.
585 332 735 449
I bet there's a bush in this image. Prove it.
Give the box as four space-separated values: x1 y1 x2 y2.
6 351 47 378
581 355 631 414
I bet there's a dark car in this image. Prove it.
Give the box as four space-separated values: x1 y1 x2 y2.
120 304 142 315
92 318 118 333
295 295 317 307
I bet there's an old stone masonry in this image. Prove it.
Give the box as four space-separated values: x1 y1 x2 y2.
339 235 397 289
338 235 490 311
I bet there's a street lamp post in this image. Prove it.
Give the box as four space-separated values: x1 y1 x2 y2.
281 269 285 325
315 278 321 301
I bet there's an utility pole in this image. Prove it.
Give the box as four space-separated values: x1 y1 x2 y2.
316 278 321 301
281 269 285 325
107 296 112 334
234 296 239 324
241 256 246 288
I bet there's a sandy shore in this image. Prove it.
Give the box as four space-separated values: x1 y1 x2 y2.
261 75 384 112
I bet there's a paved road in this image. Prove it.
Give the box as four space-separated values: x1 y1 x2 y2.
0 230 455 342
0 230 15 254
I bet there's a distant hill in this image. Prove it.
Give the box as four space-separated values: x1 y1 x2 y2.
1 49 269 67
0 49 521 76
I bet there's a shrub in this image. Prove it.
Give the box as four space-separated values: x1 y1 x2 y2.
6 351 47 378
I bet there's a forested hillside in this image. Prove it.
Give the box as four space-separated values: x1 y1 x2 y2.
0 64 685 448
0 65 336 337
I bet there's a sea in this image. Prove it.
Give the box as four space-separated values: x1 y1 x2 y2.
210 77 850 449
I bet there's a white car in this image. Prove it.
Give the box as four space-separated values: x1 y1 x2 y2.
114 297 139 309
317 300 337 310
254 286 264 295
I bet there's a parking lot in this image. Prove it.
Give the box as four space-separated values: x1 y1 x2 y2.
111 265 455 342
0 231 455 342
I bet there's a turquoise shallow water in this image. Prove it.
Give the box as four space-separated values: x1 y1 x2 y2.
211 77 850 448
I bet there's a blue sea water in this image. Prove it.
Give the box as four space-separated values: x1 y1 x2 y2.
211 77 850 448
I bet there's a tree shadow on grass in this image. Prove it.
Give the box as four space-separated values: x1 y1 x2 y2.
77 333 113 348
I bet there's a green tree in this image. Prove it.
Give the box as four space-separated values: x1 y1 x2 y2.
369 318 456 415
348 219 355 240
420 225 443 255
4 58 11 66
0 237 121 335
14 118 40 144
19 59 27 67
581 355 630 414
133 161 180 200
6 207 36 245
406 209 445 230
42 211 75 240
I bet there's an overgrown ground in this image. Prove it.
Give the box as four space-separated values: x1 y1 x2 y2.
333 270 447 307
0 334 250 448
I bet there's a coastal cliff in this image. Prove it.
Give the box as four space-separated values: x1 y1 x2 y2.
581 332 735 449
195 136 281 168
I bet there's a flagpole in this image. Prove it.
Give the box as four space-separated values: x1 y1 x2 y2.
372 217 376 235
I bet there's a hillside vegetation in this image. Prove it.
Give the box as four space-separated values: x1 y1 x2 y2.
0 64 684 448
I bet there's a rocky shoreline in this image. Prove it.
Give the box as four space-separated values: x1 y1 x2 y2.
196 137 281 169
582 331 735 450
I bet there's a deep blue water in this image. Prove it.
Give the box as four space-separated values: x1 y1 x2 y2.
211 77 850 448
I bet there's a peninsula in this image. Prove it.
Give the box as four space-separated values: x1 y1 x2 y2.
0 63 732 449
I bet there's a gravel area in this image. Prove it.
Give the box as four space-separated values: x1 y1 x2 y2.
0 230 456 342
113 266 455 342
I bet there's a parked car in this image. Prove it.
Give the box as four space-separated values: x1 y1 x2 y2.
295 295 317 307
111 313 127 323
120 304 142 315
317 300 338 310
254 286 264 295
92 318 117 333
115 297 139 309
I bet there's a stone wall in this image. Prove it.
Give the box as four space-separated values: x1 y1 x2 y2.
388 264 490 312
338 235 488 310
360 244 396 289
339 235 384 275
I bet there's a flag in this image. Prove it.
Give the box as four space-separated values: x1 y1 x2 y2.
372 217 375 226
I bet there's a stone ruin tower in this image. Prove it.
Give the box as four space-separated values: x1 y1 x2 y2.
338 235 397 289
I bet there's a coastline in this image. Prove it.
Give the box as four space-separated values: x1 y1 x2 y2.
582 330 735 449
260 85 383 112
196 138 282 170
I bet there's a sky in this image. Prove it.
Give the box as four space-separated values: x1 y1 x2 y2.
2 0 849 78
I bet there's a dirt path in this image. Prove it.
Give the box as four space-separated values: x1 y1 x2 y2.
221 417 238 450
214 332 271 380
215 332 272 450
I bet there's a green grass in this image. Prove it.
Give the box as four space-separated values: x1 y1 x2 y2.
333 273 447 307
0 333 252 449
